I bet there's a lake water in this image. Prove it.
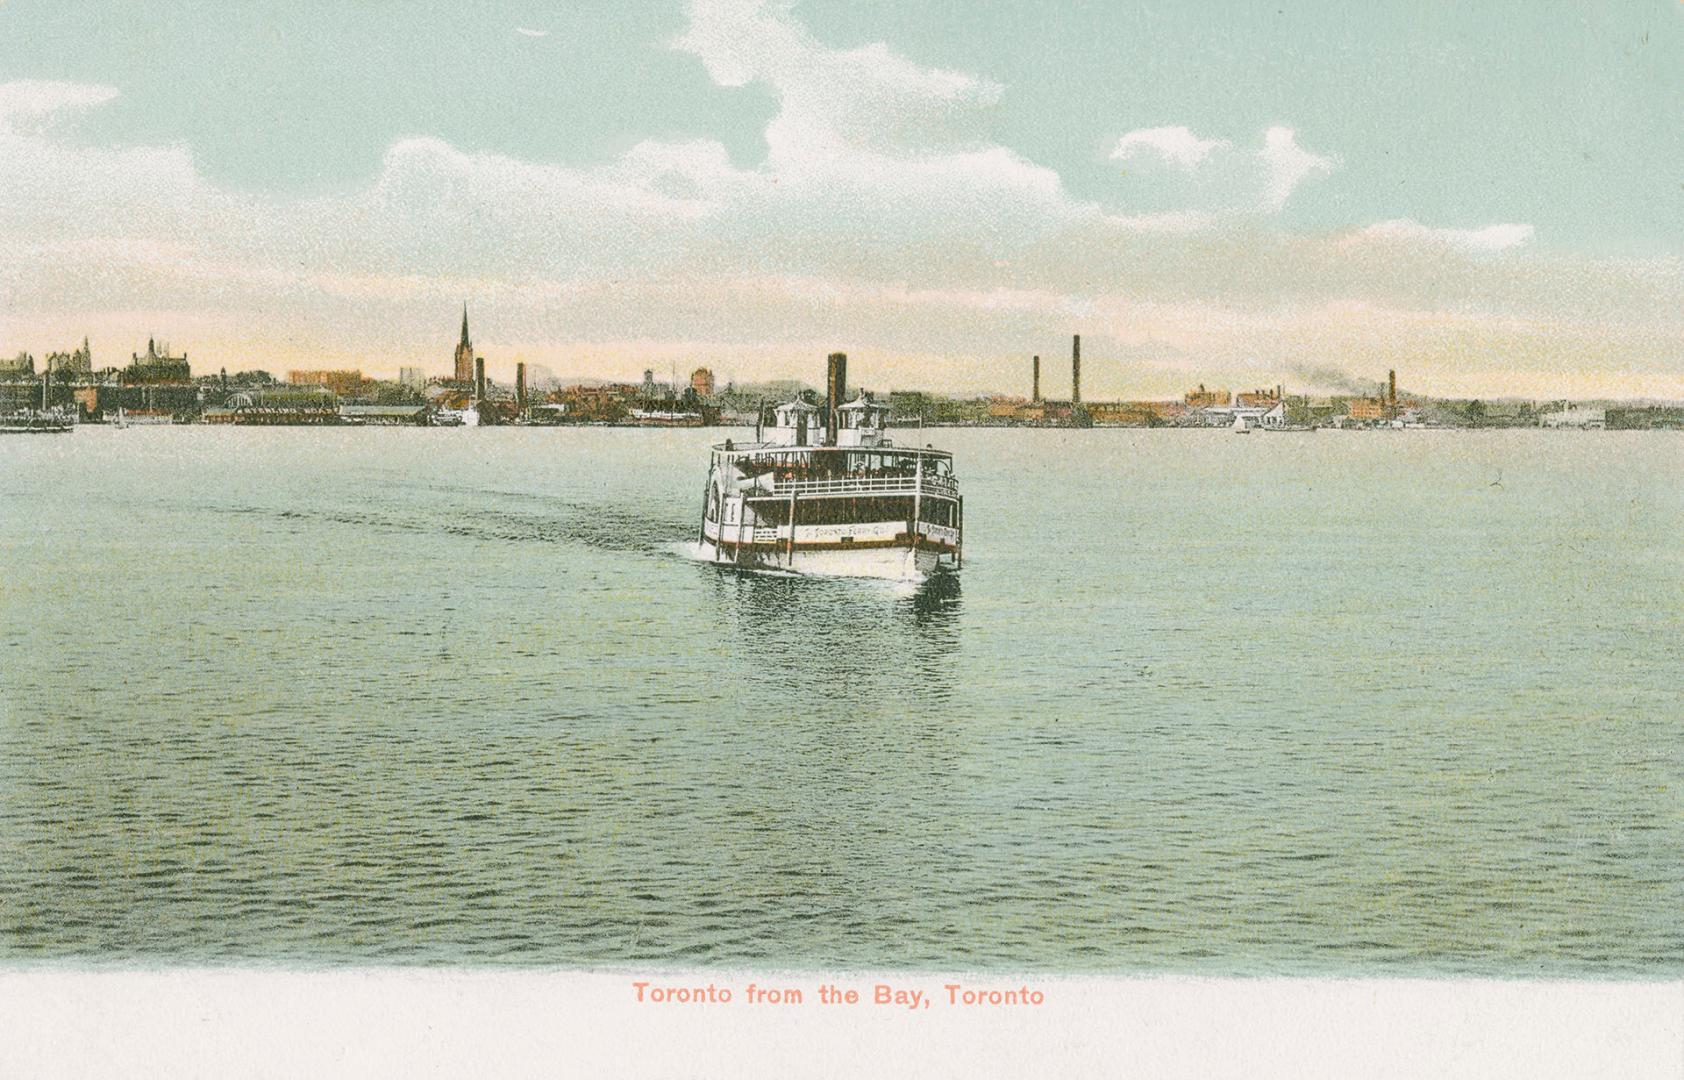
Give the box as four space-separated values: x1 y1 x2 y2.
2 426 1680 975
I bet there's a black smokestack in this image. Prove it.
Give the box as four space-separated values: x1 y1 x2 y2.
1388 369 1397 407
474 357 485 402
825 352 847 444
516 362 527 411
1071 335 1081 405
1032 355 1040 403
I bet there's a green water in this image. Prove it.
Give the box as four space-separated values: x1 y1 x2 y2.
2 426 1680 974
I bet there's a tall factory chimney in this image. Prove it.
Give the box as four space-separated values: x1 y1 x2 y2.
1388 369 1397 407
1032 356 1041 403
516 362 527 411
825 352 847 445
1071 335 1081 405
474 357 485 402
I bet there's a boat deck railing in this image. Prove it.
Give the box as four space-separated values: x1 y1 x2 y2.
713 441 952 461
759 474 959 498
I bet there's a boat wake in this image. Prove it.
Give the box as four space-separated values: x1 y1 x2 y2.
672 541 804 577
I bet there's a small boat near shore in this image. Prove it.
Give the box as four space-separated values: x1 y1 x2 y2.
110 407 175 427
697 353 962 581
433 405 478 427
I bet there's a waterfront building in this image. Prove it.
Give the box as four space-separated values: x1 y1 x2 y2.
1086 401 1156 426
0 381 43 411
1480 401 1537 427
1540 404 1606 429
1198 404 1276 429
1141 401 1188 422
122 339 191 384
559 383 638 422
1236 386 1284 408
690 367 716 397
1346 397 1386 422
454 305 475 384
340 404 428 426
99 382 202 417
987 396 1029 420
399 367 427 392
1607 406 1684 430
0 352 33 377
1082 401 1186 426
289 369 364 397
203 387 338 425
45 338 93 374
1185 385 1231 408
888 390 930 422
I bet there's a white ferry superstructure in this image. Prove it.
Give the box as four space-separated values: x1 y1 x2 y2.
697 354 962 581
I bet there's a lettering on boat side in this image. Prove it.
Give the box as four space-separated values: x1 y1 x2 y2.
630 981 1047 1009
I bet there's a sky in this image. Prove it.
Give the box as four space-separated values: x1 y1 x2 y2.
1 0 1682 399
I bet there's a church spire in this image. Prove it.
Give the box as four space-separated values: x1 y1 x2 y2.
460 304 471 348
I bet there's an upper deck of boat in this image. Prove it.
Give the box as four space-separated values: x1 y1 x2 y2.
709 439 958 500
709 440 952 462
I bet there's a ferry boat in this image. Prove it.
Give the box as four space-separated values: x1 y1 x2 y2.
110 407 175 427
432 405 478 427
0 410 75 434
2 371 76 433
697 354 962 581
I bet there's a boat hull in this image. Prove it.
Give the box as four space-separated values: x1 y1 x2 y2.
0 416 75 434
700 537 949 581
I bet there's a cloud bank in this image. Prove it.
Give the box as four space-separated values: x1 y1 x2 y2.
1 1 1679 399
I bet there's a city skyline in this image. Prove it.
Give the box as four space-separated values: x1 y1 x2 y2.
2 1 1682 399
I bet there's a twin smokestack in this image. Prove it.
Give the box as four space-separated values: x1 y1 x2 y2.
1028 337 1080 403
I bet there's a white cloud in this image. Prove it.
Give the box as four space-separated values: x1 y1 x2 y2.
674 0 1003 163
1355 219 1535 253
1101 210 1219 234
668 0 1070 239
1258 126 1335 211
1105 122 1335 217
0 84 217 250
1110 126 1227 170
0 80 119 129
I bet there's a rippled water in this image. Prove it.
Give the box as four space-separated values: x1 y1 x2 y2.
2 426 1681 975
